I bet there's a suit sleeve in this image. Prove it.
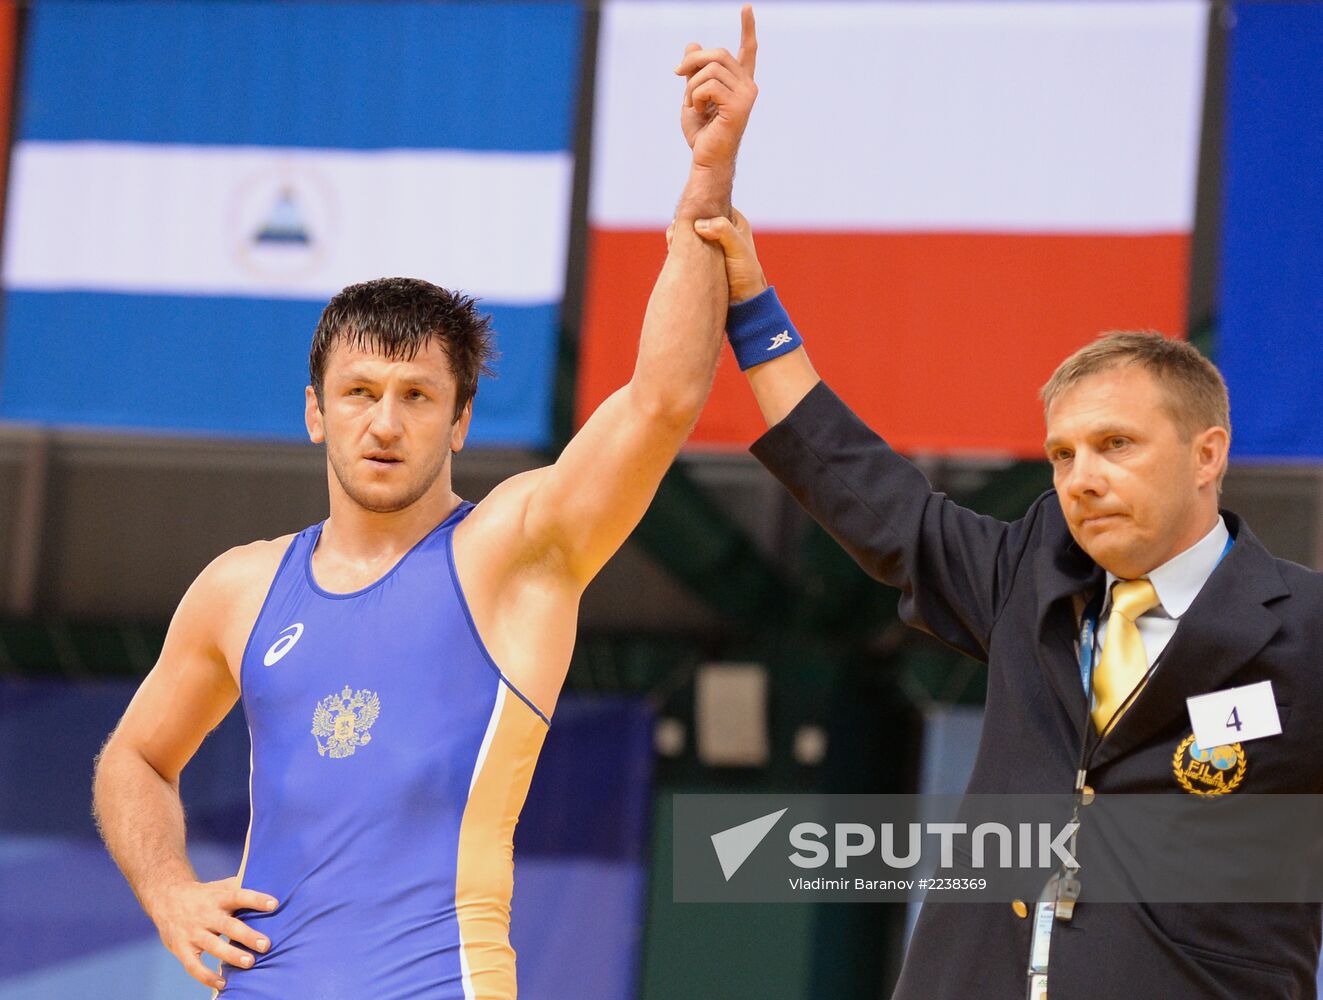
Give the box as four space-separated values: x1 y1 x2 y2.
750 381 1036 661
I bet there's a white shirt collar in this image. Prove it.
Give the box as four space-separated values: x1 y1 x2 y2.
1104 516 1229 619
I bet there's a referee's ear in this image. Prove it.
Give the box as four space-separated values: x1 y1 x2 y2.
306 385 326 445
1193 423 1230 494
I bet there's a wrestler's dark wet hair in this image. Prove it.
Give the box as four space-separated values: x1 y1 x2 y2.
309 277 496 421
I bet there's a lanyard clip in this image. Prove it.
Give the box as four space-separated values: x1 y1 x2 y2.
1055 869 1082 922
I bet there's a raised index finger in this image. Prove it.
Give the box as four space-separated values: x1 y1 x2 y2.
738 4 757 74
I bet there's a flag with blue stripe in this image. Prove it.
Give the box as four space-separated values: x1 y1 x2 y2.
1 1 583 446
1218 2 1323 459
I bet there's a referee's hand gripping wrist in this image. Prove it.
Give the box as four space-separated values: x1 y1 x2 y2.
690 209 767 303
688 208 798 370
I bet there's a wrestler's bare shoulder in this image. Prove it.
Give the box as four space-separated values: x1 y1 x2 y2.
203 535 298 590
191 534 299 680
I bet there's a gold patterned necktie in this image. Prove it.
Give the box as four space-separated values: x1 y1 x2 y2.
1090 578 1161 734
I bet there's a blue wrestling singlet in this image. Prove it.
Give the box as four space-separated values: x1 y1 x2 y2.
219 502 549 1000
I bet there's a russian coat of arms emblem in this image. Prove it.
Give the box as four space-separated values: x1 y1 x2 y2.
311 686 381 758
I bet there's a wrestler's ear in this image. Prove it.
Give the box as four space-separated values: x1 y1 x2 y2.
306 385 325 445
450 399 473 454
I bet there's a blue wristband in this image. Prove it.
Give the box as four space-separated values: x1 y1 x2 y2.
726 286 803 371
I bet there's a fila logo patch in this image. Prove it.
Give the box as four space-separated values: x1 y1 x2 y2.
264 623 305 666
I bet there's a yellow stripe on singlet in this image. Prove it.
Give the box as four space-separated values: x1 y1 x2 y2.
455 682 549 1000
210 747 256 999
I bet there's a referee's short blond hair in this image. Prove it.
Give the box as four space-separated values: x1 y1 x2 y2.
1041 331 1231 484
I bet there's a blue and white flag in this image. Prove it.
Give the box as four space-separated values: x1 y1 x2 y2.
1218 1 1323 459
1 1 583 446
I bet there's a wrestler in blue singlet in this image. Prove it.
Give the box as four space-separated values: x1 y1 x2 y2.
219 502 549 1000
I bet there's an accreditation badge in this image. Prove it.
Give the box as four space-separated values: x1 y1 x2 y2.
1172 733 1246 796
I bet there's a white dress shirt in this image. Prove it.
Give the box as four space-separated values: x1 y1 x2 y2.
1092 516 1230 673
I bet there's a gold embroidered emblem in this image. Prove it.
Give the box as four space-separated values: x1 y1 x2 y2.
1172 733 1246 796
311 686 381 758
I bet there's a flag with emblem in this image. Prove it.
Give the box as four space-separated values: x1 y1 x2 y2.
0 1 582 446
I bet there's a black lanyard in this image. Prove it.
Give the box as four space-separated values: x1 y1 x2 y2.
1028 535 1234 996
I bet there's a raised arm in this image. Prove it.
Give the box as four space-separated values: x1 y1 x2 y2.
691 207 820 426
92 545 281 992
514 6 760 586
694 209 1039 659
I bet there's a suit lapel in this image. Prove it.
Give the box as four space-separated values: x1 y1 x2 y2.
1032 536 1103 750
1090 515 1289 770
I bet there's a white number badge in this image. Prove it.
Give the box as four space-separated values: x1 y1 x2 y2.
1186 680 1282 750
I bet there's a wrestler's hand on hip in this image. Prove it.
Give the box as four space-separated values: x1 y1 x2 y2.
151 875 277 990
675 4 758 172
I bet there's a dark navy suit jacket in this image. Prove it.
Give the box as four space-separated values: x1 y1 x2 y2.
751 382 1323 999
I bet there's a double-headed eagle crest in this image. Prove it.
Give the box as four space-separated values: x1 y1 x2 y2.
311 686 381 758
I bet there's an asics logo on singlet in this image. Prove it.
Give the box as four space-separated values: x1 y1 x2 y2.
263 623 304 666
767 331 792 350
